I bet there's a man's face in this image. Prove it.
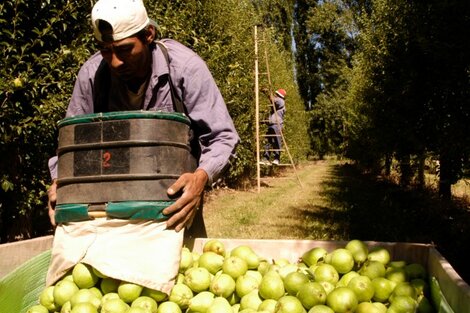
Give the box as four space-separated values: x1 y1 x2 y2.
98 36 151 82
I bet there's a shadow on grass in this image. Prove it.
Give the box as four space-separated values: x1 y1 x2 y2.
294 162 470 284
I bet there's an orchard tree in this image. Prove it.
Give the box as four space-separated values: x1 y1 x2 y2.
0 0 93 242
296 0 358 157
346 0 469 196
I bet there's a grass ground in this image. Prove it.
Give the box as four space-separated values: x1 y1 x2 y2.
203 159 470 284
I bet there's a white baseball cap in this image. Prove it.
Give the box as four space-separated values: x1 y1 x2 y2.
91 0 157 42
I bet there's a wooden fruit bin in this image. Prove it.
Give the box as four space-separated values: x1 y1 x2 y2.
1 236 469 313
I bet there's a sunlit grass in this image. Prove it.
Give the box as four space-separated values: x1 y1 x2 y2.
204 160 339 240
452 179 470 201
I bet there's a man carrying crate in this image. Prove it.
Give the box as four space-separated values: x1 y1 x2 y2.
45 0 239 295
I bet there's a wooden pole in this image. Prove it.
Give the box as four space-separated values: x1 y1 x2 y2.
254 25 261 193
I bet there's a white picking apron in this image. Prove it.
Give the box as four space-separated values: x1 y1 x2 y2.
46 218 184 295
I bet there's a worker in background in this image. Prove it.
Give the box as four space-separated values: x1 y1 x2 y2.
45 0 239 295
261 88 286 165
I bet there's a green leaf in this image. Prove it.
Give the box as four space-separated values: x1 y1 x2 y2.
1 179 14 192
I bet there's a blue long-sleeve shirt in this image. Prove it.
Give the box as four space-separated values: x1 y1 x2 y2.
268 96 286 129
49 39 239 184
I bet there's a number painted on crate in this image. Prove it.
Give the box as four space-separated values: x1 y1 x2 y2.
103 151 112 168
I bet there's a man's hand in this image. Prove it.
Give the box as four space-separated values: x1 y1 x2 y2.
164 169 209 232
47 180 57 226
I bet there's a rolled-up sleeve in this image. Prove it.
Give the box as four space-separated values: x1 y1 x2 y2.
48 156 58 180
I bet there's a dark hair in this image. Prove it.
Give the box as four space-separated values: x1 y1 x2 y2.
97 20 114 42
135 26 153 43
97 20 112 33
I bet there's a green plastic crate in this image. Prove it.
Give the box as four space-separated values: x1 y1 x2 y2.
0 250 51 313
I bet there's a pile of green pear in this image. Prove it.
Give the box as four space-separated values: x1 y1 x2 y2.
27 239 436 313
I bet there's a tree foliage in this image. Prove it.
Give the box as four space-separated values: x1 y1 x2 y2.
294 0 469 198
0 0 94 241
295 0 358 157
348 0 469 196
293 0 320 108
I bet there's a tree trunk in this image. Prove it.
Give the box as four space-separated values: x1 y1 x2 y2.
384 154 392 176
417 153 425 189
439 180 452 201
0 191 33 243
399 155 412 187
438 155 452 201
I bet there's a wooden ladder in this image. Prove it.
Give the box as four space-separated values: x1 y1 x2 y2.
253 25 303 192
